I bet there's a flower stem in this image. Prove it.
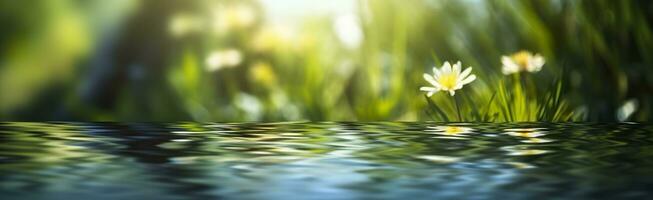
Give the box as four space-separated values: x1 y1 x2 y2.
454 95 462 122
520 73 531 121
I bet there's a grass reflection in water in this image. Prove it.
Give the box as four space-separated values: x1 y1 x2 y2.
0 122 652 199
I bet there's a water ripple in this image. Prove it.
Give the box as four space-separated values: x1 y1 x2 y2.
0 122 652 199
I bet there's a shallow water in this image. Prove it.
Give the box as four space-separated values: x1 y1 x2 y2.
1 122 652 199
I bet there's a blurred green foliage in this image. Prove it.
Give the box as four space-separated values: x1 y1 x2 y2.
0 0 652 121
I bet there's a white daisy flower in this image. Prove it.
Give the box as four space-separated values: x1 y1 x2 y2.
415 155 461 163
501 145 550 156
420 61 476 96
503 128 547 138
501 50 545 75
205 49 243 72
426 126 475 136
521 138 554 144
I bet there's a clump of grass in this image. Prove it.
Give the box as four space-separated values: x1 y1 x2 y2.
425 76 579 122
424 50 579 122
496 77 576 122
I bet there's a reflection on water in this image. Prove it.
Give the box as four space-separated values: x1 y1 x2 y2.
1 122 653 199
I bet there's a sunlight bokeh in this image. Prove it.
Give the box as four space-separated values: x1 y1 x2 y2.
0 0 651 121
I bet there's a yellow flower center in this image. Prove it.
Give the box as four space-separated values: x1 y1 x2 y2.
438 74 458 90
511 51 531 69
516 131 533 137
527 138 549 143
445 126 463 134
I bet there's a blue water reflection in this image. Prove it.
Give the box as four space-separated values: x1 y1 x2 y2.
0 122 652 199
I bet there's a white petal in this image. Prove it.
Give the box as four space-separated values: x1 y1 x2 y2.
420 87 438 97
534 54 545 66
501 56 519 74
448 90 455 96
423 73 439 87
460 67 472 79
442 61 452 73
432 66 441 79
526 65 536 72
461 74 476 85
453 61 461 75
502 66 516 75
454 82 463 90
529 54 545 72
501 56 513 66
420 86 438 92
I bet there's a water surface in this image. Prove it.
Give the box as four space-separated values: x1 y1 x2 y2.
1 122 652 199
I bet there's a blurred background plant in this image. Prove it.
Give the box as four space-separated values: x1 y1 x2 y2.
0 0 651 122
